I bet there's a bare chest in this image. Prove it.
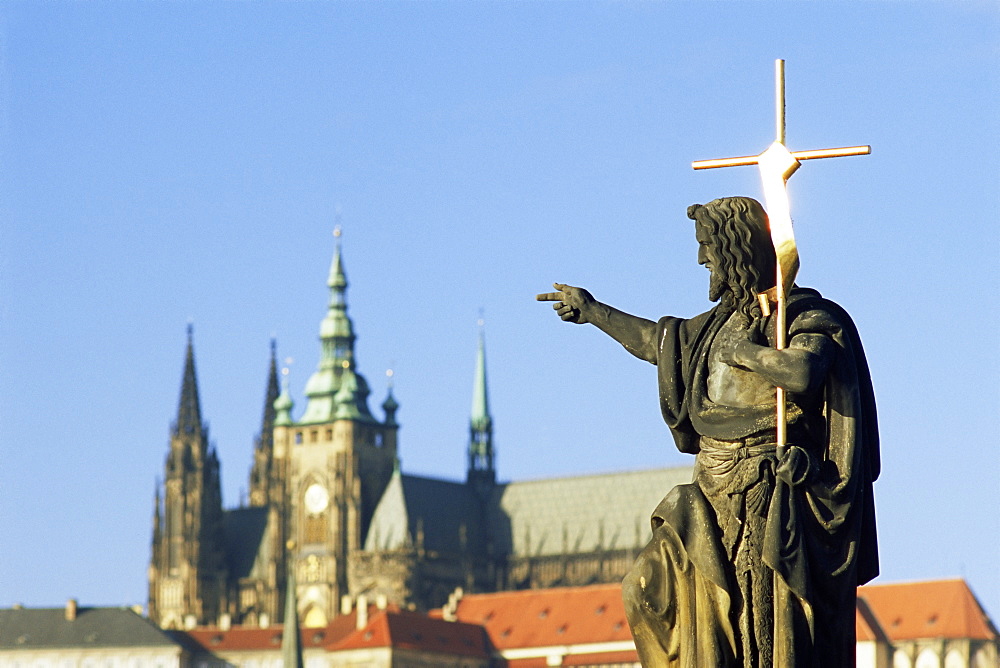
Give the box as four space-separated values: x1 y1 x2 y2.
706 313 774 407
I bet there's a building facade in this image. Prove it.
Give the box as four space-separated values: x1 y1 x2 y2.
148 236 691 630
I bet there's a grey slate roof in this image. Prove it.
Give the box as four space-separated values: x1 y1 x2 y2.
224 506 270 580
364 466 693 560
490 466 693 557
364 472 486 555
0 607 180 649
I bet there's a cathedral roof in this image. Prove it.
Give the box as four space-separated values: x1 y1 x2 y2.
364 465 693 560
490 466 693 557
0 606 179 649
223 507 270 581
364 472 486 554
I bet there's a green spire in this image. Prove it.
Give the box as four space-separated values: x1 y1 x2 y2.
382 369 399 427
300 229 374 424
471 328 491 432
274 368 294 427
333 366 362 420
467 321 495 486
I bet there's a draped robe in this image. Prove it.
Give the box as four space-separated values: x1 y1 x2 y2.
622 288 880 668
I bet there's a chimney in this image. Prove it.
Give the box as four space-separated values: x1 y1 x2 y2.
356 594 368 630
443 587 464 622
65 599 78 621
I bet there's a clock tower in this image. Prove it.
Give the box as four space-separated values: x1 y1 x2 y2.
271 232 398 627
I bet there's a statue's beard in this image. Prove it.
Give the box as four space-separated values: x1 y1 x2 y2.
708 270 727 303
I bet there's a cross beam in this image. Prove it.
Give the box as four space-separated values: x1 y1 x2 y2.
691 59 870 455
693 145 870 170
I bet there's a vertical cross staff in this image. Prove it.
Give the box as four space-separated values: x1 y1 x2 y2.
692 59 870 457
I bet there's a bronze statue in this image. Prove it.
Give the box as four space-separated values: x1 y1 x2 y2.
537 197 879 667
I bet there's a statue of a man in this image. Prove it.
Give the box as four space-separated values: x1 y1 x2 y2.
538 197 879 667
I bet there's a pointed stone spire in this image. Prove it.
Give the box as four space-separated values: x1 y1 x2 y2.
175 324 203 438
467 319 495 489
262 339 280 435
151 482 162 548
300 228 374 424
150 326 225 628
281 545 304 668
250 340 282 507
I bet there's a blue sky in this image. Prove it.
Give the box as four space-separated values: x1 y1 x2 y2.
1 2 997 619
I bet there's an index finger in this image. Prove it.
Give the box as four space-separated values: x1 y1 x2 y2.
536 292 563 302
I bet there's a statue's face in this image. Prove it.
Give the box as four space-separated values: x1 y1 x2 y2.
695 223 727 302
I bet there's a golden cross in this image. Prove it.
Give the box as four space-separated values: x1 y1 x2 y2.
691 59 870 454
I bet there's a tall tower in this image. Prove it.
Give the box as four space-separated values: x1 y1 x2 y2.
467 323 495 495
273 230 399 627
149 327 227 629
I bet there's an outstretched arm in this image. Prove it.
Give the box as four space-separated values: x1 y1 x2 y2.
724 332 834 394
536 283 659 364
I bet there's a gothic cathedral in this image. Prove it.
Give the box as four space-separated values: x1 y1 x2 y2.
149 235 692 629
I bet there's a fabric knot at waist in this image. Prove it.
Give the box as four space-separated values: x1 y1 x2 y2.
698 434 777 464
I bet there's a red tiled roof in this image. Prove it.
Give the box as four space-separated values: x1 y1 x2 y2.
859 579 998 642
563 649 640 665
855 597 889 643
505 658 549 668
451 584 634 650
183 612 359 651
328 609 490 658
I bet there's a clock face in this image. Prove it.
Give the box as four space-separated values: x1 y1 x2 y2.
304 484 329 514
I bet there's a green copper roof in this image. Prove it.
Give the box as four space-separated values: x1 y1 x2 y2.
468 327 494 482
333 368 363 420
299 237 375 425
382 385 399 426
274 375 294 427
470 330 491 432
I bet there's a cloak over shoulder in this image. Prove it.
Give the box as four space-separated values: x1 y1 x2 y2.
654 288 880 590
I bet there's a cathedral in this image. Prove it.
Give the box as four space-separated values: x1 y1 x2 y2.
148 235 691 630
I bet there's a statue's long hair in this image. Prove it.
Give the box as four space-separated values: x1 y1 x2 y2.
687 197 776 323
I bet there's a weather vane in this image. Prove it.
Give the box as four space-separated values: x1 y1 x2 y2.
692 59 870 455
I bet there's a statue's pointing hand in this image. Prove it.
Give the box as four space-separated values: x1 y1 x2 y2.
536 283 595 325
